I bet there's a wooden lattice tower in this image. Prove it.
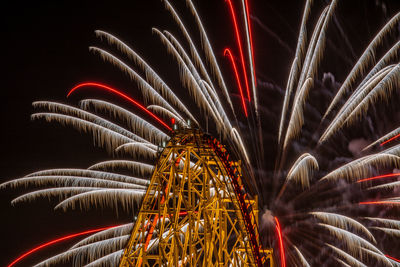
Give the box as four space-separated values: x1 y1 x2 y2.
119 129 273 266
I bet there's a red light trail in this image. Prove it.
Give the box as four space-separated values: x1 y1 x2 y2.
359 201 400 205
226 0 251 101
68 82 172 131
380 133 400 146
7 225 120 267
275 217 286 267
386 255 400 263
224 48 248 117
357 173 400 183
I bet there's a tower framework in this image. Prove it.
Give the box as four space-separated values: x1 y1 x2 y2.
120 129 273 266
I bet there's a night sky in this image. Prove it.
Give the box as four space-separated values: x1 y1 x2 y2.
1 0 400 266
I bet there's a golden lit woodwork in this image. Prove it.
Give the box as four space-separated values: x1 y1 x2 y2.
120 129 273 266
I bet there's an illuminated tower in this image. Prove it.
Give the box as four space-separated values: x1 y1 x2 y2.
119 128 273 266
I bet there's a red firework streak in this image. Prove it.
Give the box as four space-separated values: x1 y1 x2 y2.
359 201 400 205
226 0 252 101
224 48 248 116
275 217 286 267
380 133 400 146
68 82 172 131
386 254 400 263
7 225 120 267
357 173 400 183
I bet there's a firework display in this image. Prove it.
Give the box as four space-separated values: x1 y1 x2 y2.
2 0 400 266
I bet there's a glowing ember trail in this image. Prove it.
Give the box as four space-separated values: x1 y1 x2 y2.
68 82 172 131
244 0 256 87
380 133 400 146
359 201 400 205
357 173 400 183
225 0 251 101
224 48 248 117
7 225 120 267
275 217 286 267
386 255 400 263
4 1 400 266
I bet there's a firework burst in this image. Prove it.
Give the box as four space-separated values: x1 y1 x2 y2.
2 0 400 266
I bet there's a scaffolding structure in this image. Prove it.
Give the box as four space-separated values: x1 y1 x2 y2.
120 129 273 266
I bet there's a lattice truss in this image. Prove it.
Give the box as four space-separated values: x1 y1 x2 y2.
120 129 273 266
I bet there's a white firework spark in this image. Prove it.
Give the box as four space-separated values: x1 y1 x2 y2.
2 0 400 266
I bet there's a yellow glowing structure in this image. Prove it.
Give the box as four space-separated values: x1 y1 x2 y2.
120 129 273 266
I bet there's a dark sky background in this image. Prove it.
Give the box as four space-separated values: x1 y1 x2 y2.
1 0 400 266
